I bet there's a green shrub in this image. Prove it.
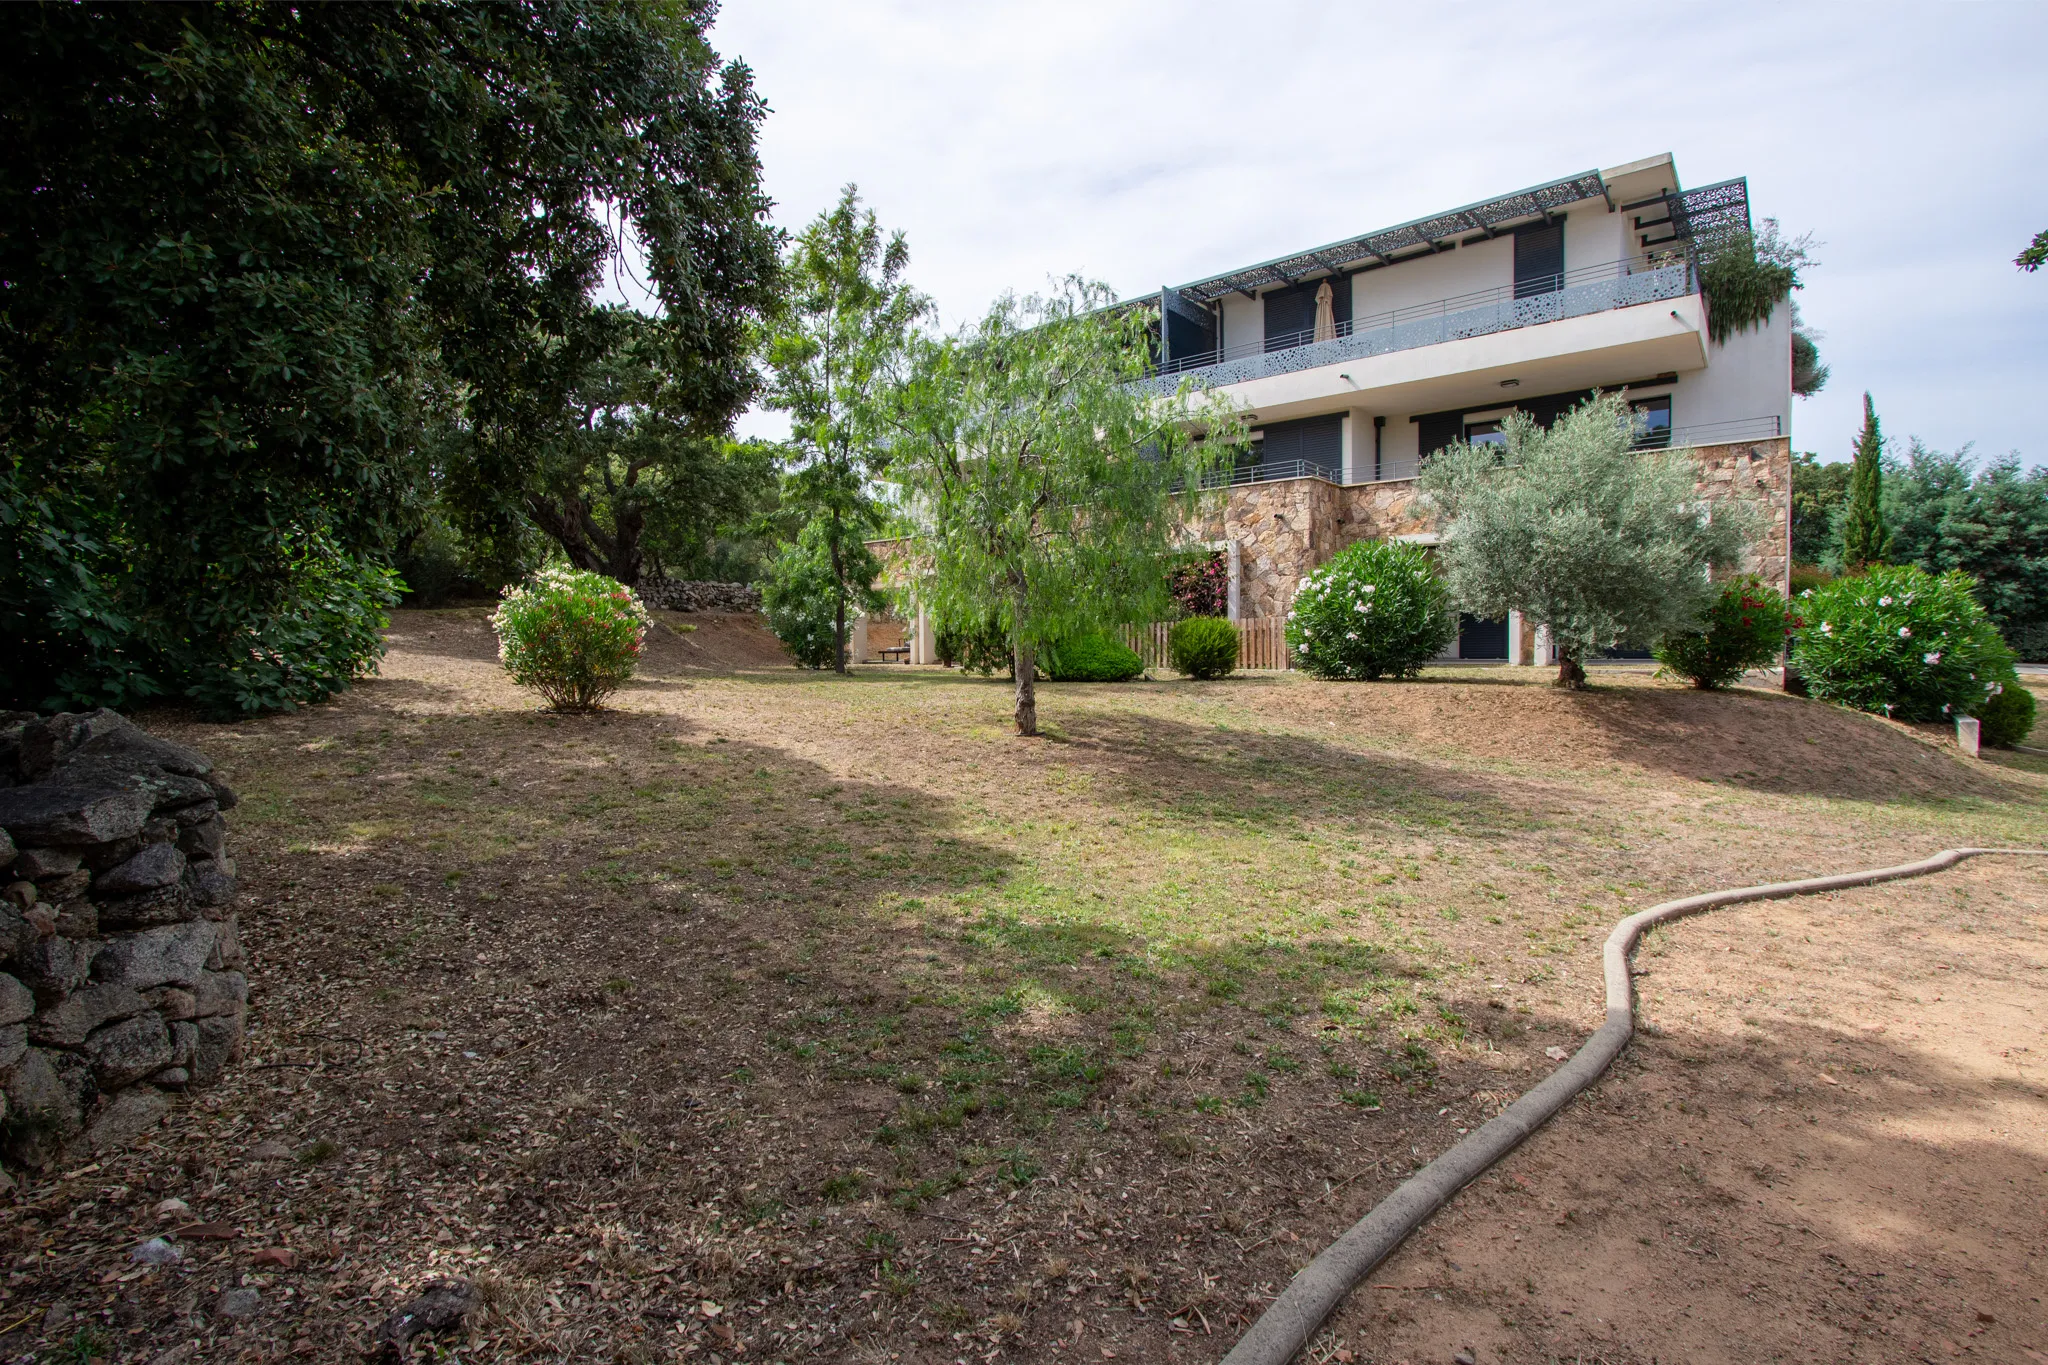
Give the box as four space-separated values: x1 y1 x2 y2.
1789 564 2015 721
1170 616 1239 679
491 567 652 712
1974 677 2036 748
1654 575 1788 689
1285 540 1454 680
1041 633 1143 682
761 525 883 670
936 614 1011 676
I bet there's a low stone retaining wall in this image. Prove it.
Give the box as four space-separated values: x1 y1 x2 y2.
635 579 762 613
0 710 247 1169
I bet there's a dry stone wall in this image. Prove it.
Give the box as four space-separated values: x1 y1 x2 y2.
635 580 763 613
0 710 247 1170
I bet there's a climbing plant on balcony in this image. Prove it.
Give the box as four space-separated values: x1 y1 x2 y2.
1697 218 1816 346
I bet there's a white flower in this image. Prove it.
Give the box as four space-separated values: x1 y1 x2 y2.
1354 600 1366 612
1346 632 1358 640
1988 681 2004 696
1879 595 1894 606
1923 652 1941 664
1297 643 1309 654
1898 626 1912 638
1363 584 1376 594
1800 588 1813 598
1286 610 1296 620
1820 621 1833 634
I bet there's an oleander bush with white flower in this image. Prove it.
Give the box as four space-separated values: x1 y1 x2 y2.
1789 564 2015 721
492 566 653 712
1285 540 1455 680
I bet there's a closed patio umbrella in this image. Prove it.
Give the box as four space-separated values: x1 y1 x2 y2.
1313 279 1337 342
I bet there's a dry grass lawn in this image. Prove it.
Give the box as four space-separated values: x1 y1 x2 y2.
13 609 2045 1365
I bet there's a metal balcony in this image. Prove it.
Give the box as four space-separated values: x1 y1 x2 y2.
1142 256 1696 394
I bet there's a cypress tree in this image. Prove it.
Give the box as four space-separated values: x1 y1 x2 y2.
1840 392 1891 570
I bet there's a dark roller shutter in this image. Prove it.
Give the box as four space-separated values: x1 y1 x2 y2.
1254 414 1343 478
1417 411 1463 460
1264 288 1316 351
1262 278 1350 351
1514 221 1564 298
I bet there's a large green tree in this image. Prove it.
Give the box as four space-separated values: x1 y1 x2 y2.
451 307 778 586
1884 440 2048 655
1419 392 1754 689
759 188 928 673
888 279 1244 735
1839 393 1892 570
1790 451 1852 565
1 1 777 714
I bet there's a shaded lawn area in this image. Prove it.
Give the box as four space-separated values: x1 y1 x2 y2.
14 609 2045 1364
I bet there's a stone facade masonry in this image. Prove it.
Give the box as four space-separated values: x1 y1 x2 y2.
1193 437 1792 621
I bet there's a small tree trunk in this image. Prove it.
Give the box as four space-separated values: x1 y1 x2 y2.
1013 640 1037 736
1555 653 1587 690
829 508 848 675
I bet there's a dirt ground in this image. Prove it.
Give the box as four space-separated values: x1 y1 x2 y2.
1334 862 2048 1365
10 610 2044 1365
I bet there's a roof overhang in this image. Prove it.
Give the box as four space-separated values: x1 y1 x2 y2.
1173 169 1611 306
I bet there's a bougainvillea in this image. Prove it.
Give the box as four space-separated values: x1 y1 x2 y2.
1653 575 1790 689
1169 553 1229 619
491 567 652 712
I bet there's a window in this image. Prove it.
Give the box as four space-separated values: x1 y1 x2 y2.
1464 419 1507 448
1629 395 1673 448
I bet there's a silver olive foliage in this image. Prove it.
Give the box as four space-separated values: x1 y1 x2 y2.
1419 393 1757 685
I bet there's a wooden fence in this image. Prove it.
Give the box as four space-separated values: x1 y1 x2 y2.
1122 617 1291 672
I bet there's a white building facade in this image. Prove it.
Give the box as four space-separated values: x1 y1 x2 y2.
1141 153 1794 662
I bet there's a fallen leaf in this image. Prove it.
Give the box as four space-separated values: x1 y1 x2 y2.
1817 1074 1840 1086
251 1247 297 1269
1544 1046 1570 1062
171 1222 240 1241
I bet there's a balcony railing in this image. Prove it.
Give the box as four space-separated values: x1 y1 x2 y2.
1143 255 1696 392
1635 415 1784 449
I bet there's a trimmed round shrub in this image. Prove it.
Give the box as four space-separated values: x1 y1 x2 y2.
1285 540 1455 680
491 566 652 712
1974 676 2036 748
1653 575 1789 689
1789 564 2015 721
1042 633 1143 682
1170 616 1239 679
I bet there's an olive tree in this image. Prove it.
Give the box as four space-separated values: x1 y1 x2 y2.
1418 392 1756 688
888 279 1244 734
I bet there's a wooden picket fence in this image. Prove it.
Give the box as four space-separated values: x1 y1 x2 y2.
1122 617 1291 672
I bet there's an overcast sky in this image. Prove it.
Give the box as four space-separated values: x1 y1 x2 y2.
702 1 2047 468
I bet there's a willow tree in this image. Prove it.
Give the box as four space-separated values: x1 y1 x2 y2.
1419 392 1755 688
888 279 1244 734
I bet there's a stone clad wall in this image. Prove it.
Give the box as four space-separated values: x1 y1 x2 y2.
1686 437 1793 595
1196 436 1792 621
635 580 763 613
0 711 248 1169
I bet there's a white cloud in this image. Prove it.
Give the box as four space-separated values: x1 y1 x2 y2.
710 0 2048 464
